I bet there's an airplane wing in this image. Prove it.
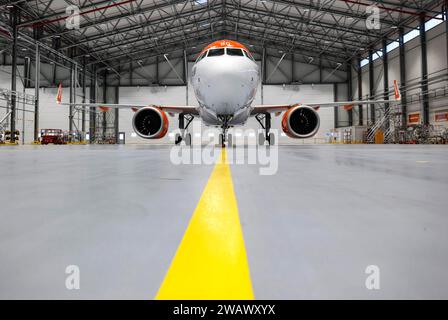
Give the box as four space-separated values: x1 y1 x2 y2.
56 84 199 115
251 80 401 115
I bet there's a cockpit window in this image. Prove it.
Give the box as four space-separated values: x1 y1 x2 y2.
226 48 244 56
207 48 225 57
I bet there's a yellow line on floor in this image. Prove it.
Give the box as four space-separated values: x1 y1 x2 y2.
156 148 254 300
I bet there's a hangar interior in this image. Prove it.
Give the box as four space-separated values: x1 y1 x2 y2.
1 0 448 300
0 0 447 145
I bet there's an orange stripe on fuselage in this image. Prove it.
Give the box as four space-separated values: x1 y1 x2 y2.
199 39 251 57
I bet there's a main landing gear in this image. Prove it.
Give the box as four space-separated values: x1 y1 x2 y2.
255 113 275 145
175 113 194 146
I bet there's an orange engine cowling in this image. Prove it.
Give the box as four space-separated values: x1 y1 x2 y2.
281 105 320 139
132 106 169 139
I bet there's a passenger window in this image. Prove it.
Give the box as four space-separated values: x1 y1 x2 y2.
227 48 244 56
207 48 225 57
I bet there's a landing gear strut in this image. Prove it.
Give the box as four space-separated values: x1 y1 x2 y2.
175 113 194 146
255 113 274 145
218 115 232 148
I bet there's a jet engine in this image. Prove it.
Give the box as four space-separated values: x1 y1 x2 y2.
281 105 320 138
132 106 169 139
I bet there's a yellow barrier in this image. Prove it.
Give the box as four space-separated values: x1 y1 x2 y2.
0 141 19 146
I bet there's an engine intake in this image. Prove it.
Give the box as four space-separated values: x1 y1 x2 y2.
281 105 320 138
132 106 169 139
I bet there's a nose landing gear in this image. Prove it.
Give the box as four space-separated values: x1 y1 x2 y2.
218 115 233 148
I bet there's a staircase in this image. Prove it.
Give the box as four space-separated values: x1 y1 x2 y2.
365 105 393 143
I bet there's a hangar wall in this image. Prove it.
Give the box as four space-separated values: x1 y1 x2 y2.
350 21 447 128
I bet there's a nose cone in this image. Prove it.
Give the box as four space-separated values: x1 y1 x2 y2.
194 56 259 115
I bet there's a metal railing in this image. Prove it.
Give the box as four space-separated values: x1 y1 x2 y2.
0 87 36 105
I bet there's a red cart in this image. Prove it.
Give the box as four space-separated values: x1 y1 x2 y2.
40 129 68 145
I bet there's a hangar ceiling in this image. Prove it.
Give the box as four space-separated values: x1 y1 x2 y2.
0 0 445 74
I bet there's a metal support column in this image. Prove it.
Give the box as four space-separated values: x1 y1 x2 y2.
319 58 322 83
347 62 353 126
420 14 429 125
357 55 363 126
114 86 119 144
399 27 407 127
156 55 159 85
102 70 107 139
81 57 86 138
445 5 448 74
334 83 339 128
129 59 133 86
69 49 74 138
34 43 40 142
51 37 60 85
9 6 19 143
382 38 389 131
368 48 375 124
23 57 29 88
184 49 188 105
22 57 30 144
261 47 266 104
89 66 97 143
291 53 294 83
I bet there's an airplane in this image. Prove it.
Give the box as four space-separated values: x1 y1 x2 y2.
57 39 401 147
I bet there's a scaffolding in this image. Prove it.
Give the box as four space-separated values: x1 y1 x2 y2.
0 87 35 144
92 109 117 144
362 82 448 144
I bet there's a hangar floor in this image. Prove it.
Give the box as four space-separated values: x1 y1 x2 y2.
0 144 447 299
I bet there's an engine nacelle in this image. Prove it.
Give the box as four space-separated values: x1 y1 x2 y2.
132 106 169 139
281 105 320 139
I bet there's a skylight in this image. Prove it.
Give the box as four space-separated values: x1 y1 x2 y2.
360 59 369 67
386 41 399 53
403 29 419 43
425 13 444 31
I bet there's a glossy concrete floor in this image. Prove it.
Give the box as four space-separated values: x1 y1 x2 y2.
0 144 447 299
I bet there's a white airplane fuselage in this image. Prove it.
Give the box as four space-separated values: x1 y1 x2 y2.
191 40 260 126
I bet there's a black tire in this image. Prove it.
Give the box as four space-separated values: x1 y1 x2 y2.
268 132 275 145
258 132 265 146
185 133 192 146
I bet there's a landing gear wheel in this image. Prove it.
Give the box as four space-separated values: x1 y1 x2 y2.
174 133 182 145
185 133 192 146
219 133 225 147
227 134 233 147
258 132 265 145
268 132 275 146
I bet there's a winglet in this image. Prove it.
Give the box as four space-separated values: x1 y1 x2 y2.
56 83 62 104
393 80 401 101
